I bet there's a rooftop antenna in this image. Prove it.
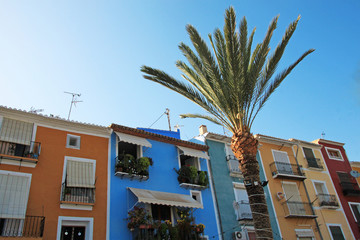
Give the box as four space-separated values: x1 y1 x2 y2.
165 108 171 131
29 107 44 114
321 131 326 139
64 91 82 120
174 124 184 131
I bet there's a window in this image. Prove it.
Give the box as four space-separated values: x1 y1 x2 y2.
66 135 81 149
282 182 305 215
326 147 343 161
57 216 93 240
0 118 33 145
233 184 252 220
180 154 200 170
272 150 293 175
303 147 321 169
118 141 141 159
226 144 242 176
61 158 96 206
190 190 202 205
349 202 360 222
151 205 171 221
0 171 31 236
295 229 315 239
327 225 345 240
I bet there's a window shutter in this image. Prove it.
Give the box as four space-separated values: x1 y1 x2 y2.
303 147 315 159
329 226 345 240
0 173 30 219
66 160 95 188
273 151 290 163
337 172 351 183
0 118 33 145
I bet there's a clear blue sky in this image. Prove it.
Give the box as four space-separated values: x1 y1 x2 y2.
1 1 359 161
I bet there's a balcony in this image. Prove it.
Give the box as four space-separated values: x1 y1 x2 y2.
115 155 152 181
305 158 323 170
131 226 204 240
226 155 243 177
61 183 95 205
234 200 253 222
176 166 209 190
282 201 317 218
317 194 339 208
339 182 360 196
0 215 45 238
270 162 306 180
0 141 41 164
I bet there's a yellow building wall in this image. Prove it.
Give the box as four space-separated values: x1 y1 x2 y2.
351 165 360 186
292 143 354 240
258 141 321 239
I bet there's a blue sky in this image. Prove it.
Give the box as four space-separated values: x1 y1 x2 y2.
1 1 359 161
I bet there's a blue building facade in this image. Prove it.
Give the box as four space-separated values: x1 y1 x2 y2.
109 124 220 239
196 125 255 240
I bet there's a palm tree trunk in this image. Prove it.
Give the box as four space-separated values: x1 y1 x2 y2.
231 131 273 240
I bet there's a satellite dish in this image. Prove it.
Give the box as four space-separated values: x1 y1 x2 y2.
350 170 360 178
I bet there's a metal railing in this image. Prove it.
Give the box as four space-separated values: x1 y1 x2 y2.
226 155 242 175
233 200 252 221
61 183 95 204
340 182 360 196
306 158 323 169
131 226 203 240
0 215 45 237
317 194 339 207
270 162 304 178
0 141 41 160
281 201 316 218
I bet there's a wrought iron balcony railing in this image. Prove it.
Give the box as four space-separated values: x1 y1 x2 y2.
0 215 45 237
306 158 323 170
0 140 41 161
317 194 339 208
270 162 305 180
234 200 252 221
226 155 242 177
281 201 316 218
61 183 95 204
339 182 360 196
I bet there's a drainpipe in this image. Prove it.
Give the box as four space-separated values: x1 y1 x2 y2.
293 142 323 240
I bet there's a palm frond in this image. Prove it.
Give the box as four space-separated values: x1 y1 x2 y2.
180 113 223 126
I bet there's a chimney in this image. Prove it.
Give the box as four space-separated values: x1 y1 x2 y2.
199 125 208 135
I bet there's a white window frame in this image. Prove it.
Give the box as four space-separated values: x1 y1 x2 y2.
56 216 93 240
348 202 360 222
177 148 201 170
326 224 345 240
116 140 143 159
295 228 315 240
325 147 344 161
66 134 81 149
60 156 96 211
190 190 203 206
312 180 329 195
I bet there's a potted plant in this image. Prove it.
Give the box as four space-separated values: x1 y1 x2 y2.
197 171 209 187
126 207 152 231
175 165 198 184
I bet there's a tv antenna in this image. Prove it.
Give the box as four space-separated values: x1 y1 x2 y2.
149 108 172 131
64 91 83 120
321 131 326 139
29 107 44 114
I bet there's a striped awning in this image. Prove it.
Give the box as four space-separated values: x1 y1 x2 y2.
0 118 33 145
115 132 152 148
177 146 209 160
128 187 203 209
66 160 95 188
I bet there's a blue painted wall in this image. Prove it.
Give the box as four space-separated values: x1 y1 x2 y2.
205 139 244 240
109 130 220 239
257 151 281 240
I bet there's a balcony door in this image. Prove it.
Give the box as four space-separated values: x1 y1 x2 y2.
283 182 305 215
234 186 252 220
273 150 293 175
61 226 85 240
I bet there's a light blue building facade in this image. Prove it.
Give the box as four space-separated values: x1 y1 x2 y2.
109 124 220 239
196 125 255 240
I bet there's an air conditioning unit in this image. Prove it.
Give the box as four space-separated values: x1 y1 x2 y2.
233 231 246 240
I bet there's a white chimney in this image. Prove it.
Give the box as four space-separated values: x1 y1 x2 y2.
199 125 208 135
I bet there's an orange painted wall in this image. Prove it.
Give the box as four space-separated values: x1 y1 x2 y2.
258 142 321 239
0 125 109 240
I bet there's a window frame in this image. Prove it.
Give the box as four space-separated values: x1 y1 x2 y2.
312 180 329 195
190 190 203 206
177 148 201 171
66 134 81 150
56 216 93 240
325 147 344 161
326 224 345 240
348 202 360 222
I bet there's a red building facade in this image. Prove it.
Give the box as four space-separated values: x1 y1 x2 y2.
314 139 360 239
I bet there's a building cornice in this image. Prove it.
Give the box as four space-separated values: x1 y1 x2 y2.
0 106 110 137
204 132 232 143
111 124 208 151
314 138 345 147
254 134 295 147
289 138 322 149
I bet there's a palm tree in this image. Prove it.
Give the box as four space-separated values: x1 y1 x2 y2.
141 7 314 239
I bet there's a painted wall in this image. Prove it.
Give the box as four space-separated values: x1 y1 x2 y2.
292 142 353 240
0 125 109 240
109 131 219 239
257 141 321 239
315 140 360 239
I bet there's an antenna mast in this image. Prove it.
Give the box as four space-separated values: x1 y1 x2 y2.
165 108 171 131
64 91 83 120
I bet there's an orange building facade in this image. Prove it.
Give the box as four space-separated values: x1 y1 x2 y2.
0 107 110 240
